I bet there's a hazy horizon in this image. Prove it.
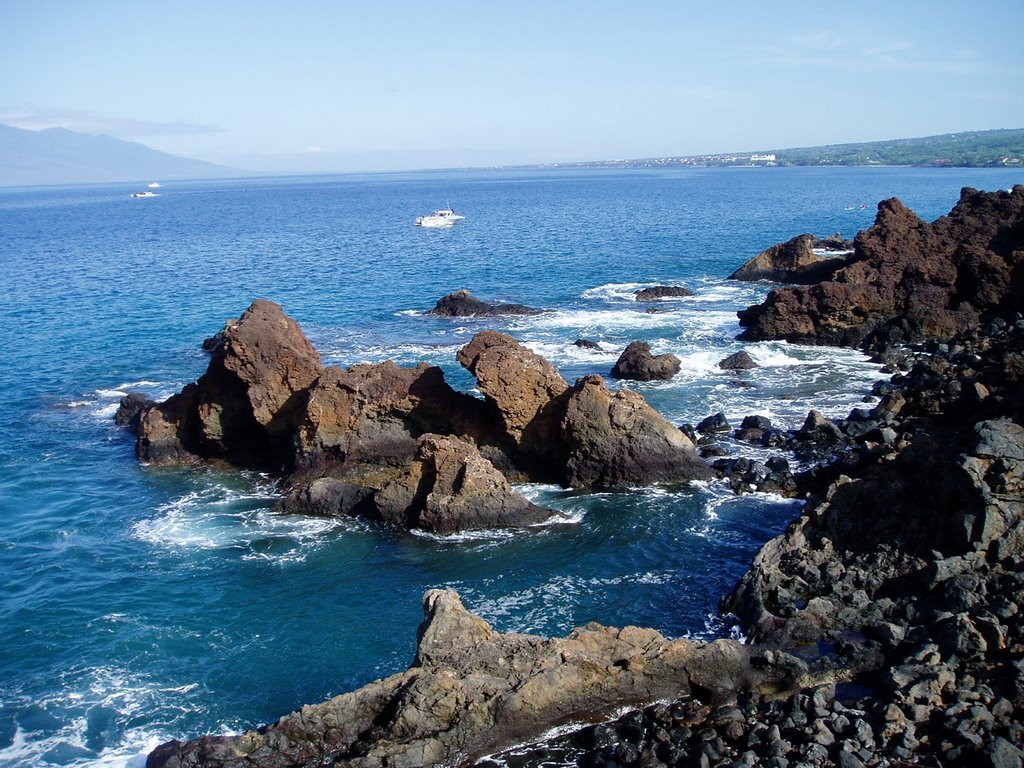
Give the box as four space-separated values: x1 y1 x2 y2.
3 1 1023 174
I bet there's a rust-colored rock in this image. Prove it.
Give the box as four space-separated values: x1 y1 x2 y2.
559 375 713 487
738 186 1024 346
456 330 569 450
611 340 681 381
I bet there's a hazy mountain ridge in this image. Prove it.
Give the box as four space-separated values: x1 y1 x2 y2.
0 124 240 187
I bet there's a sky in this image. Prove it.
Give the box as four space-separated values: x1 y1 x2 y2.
2 0 1023 173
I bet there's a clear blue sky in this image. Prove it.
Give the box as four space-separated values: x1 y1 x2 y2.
2 0 1022 172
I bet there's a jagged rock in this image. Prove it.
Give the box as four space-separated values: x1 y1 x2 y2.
611 341 681 381
428 289 540 317
729 233 856 284
114 392 154 433
718 351 758 370
559 375 713 487
370 434 558 533
737 187 1024 346
634 285 694 301
456 330 568 451
294 361 491 472
697 412 731 434
147 590 806 768
137 299 324 469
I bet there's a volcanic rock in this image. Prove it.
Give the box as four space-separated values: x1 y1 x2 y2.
456 330 569 451
428 289 540 317
574 338 602 350
559 375 713 487
738 187 1024 346
729 233 856 283
147 589 807 768
370 434 558 533
293 361 491 472
611 340 682 381
634 285 694 301
114 392 155 432
718 351 759 370
137 299 324 469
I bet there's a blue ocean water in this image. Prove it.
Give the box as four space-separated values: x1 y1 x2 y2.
0 166 1020 766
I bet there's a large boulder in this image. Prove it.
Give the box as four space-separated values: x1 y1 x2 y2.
294 361 491 472
428 289 540 317
147 589 806 768
729 233 855 284
611 341 681 381
370 434 558 533
737 187 1024 346
456 331 569 451
634 285 694 301
559 375 713 487
137 299 324 468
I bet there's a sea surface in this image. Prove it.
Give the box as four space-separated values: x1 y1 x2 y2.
1 166 1020 767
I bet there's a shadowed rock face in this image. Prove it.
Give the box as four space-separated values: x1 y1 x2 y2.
737 187 1024 347
634 285 694 301
729 233 856 284
560 375 713 487
137 299 324 469
146 590 808 768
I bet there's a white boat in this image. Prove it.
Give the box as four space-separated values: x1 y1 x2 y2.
148 181 161 188
131 191 158 198
415 208 465 227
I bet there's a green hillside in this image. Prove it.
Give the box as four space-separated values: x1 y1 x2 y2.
773 129 1024 167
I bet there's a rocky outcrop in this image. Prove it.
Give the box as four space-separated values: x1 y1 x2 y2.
559 375 713 487
456 330 568 453
738 186 1024 346
137 299 324 469
634 285 694 301
428 289 540 317
729 233 857 284
147 590 808 768
610 341 681 381
293 361 491 472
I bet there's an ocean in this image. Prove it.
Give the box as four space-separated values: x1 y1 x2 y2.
1 165 1020 767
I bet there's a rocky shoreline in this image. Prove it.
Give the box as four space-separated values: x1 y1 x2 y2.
132 186 1022 767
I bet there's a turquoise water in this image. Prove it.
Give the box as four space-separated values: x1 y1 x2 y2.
1 166 1020 766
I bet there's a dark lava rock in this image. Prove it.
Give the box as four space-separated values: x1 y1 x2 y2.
611 341 681 381
718 351 759 370
634 285 694 301
697 412 731 435
737 186 1024 347
574 338 603 350
428 289 540 317
114 392 155 433
729 233 856 284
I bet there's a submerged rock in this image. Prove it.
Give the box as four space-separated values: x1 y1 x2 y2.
611 340 681 381
428 289 540 317
147 589 807 768
634 285 694 301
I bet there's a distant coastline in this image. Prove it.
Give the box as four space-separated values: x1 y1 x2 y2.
525 128 1024 171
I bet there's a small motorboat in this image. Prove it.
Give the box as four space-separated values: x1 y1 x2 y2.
131 191 159 198
415 208 465 227
148 181 161 188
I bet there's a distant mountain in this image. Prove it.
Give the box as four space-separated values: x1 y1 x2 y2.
0 124 242 187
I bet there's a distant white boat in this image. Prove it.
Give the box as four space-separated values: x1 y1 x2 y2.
131 191 158 198
148 181 161 188
415 208 465 227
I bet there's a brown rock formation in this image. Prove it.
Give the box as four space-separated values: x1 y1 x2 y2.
456 330 569 451
737 186 1024 346
611 340 682 381
137 299 324 468
370 434 558 533
147 590 807 768
560 375 713 487
729 233 856 284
